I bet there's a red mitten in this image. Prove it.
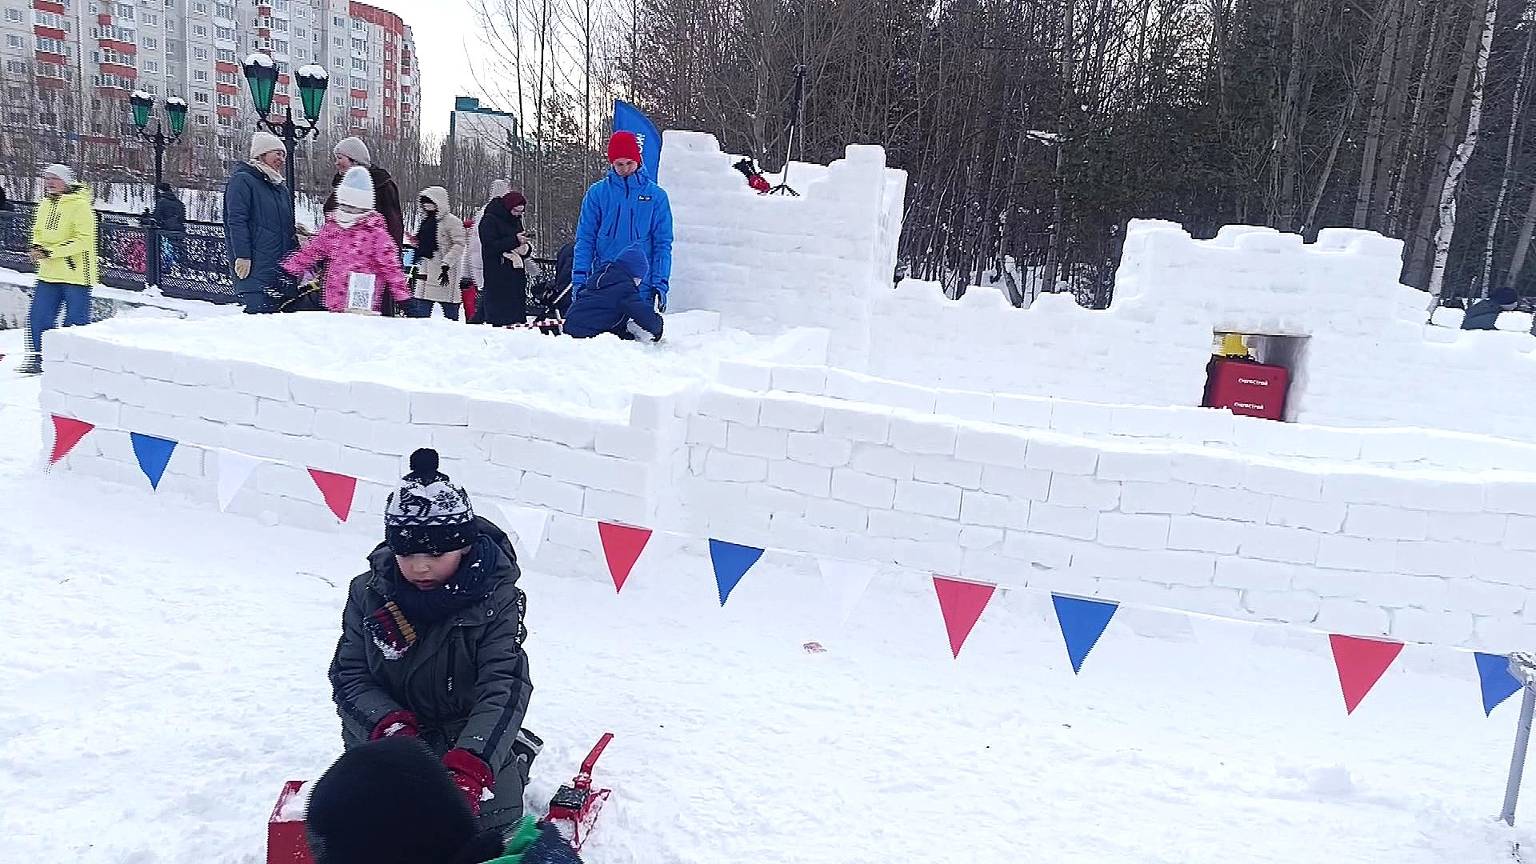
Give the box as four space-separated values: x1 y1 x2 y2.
371 710 420 740
443 748 495 817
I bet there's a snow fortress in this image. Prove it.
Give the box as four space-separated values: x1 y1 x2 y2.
35 131 1536 653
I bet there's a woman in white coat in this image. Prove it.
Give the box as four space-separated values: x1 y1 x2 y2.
409 186 467 319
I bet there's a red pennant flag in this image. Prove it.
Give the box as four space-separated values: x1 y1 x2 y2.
598 521 652 593
932 575 996 658
308 468 358 522
48 415 94 466
1329 634 1404 714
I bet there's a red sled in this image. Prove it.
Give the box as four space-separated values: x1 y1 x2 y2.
544 733 615 851
268 780 315 864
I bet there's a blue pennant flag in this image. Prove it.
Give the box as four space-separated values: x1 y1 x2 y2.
130 432 178 490
709 539 764 606
1475 651 1524 716
1052 593 1119 674
614 100 662 180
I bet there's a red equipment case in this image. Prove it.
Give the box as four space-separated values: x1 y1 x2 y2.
1204 358 1290 421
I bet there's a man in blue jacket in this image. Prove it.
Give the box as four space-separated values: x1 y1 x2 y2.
224 132 298 313
571 131 674 312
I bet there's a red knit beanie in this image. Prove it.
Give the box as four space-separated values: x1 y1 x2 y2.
502 190 527 210
607 131 642 165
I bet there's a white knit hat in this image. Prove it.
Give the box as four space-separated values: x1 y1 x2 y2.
334 165 375 210
42 164 76 185
334 136 371 167
250 131 285 159
488 179 510 199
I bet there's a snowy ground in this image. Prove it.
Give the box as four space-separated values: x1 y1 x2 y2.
0 328 1532 864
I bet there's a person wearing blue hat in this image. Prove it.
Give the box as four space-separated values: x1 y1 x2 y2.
562 244 663 342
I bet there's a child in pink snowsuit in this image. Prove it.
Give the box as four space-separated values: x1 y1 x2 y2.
283 166 409 313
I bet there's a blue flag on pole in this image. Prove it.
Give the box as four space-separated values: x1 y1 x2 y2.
709 539 764 606
613 100 662 180
1052 593 1119 674
1475 651 1523 716
130 432 177 490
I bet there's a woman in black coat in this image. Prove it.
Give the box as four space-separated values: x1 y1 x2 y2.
477 190 532 327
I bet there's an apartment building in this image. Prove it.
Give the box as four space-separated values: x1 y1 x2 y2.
0 0 419 158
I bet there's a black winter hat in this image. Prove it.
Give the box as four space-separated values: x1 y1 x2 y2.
384 449 477 556
305 736 505 864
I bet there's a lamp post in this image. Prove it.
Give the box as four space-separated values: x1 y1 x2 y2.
241 53 329 209
127 89 187 190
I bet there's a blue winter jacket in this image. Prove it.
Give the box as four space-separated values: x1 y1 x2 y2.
223 162 297 301
571 168 673 303
565 245 662 340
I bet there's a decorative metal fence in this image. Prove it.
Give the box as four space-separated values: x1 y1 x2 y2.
0 201 236 304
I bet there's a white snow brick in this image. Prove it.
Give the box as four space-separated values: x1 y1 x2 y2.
118 404 187 442
583 488 652 526
1471 547 1536 587
1314 600 1391 637
769 460 832 497
313 410 376 448
1267 498 1346 533
869 509 962 544
705 450 769 482
1024 439 1098 475
1120 481 1195 515
1316 535 1399 571
230 361 293 401
935 390 996 423
698 388 761 425
1192 486 1269 522
717 360 772 392
1003 532 1077 570
1140 550 1217 587
831 469 897 509
467 399 531 435
870 380 939 414
1048 400 1116 435
1027 503 1099 540
350 382 411 423
519 473 585 514
758 395 825 432
960 490 1030 530
1242 588 1320 623
289 376 354 410
894 479 962 519
805 498 869 532
430 426 486 459
686 416 728 448
1486 482 1536 517
1237 525 1321 565
1047 475 1121 511
959 525 1005 550
1430 512 1508 544
196 389 260 425
1389 608 1473 645
979 465 1052 500
627 394 675 431
1094 512 1171 550
824 404 891 443
1096 451 1172 483
1506 516 1536 551
850 444 916 480
336 446 401 482
747 484 808 516
1167 515 1247 555
595 425 660 461
892 538 964 574
1243 463 1323 501
1460 580 1529 617
787 432 853 468
991 394 1052 428
1171 452 1242 489
954 427 1028 467
1213 558 1294 592
727 423 789 459
1394 541 1475 578
771 366 828 396
913 455 983 489
530 409 598 449
888 414 957 455
1344 504 1428 541
256 398 316 436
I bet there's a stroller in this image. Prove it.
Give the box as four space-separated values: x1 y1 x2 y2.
525 256 571 335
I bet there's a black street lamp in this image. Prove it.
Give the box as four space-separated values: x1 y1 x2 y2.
128 89 187 190
241 53 329 209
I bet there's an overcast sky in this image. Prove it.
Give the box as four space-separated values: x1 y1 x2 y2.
366 0 482 137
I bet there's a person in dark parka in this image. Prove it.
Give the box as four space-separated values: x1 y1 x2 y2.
563 244 663 342
328 448 534 836
477 190 532 327
224 132 298 313
323 136 405 248
152 182 186 232
1462 287 1519 330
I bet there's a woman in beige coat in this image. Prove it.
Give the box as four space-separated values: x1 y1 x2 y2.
409 186 467 320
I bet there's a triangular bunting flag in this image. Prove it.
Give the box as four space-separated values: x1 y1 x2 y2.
816 559 877 625
48 415 94 466
1051 593 1120 674
932 576 996 658
129 432 178 490
1475 651 1524 717
1329 634 1404 715
598 522 652 593
308 468 358 522
215 450 263 512
497 504 550 561
709 539 764 606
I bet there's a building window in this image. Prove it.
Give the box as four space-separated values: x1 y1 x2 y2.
5 35 20 49
38 36 70 54
144 36 158 49
352 19 363 30
217 114 231 127
145 60 160 73
216 48 234 62
195 113 209 125
351 37 366 51
3 60 27 75
193 69 208 81
274 39 287 52
216 70 237 85
333 36 343 49
169 39 181 53
115 3 133 20
143 12 158 25
295 26 305 37
193 1 207 13
273 18 286 31
97 47 134 65
166 0 176 7
215 26 234 40
192 47 208 60
193 24 207 37
216 92 233 106
351 57 366 71
193 91 209 103
215 2 233 17
333 15 344 27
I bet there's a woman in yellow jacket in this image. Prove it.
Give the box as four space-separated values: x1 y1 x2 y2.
21 164 98 374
